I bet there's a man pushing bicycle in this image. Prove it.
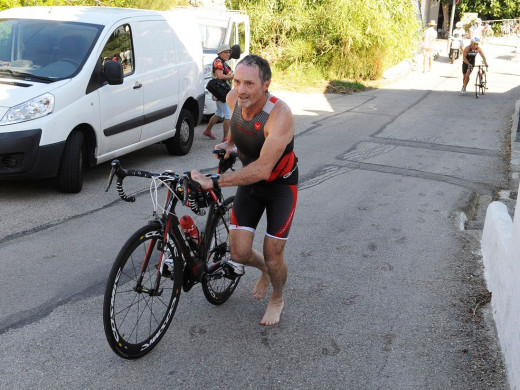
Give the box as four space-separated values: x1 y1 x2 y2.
191 55 298 326
460 36 488 95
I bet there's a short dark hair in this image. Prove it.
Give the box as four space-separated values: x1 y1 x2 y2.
237 54 272 83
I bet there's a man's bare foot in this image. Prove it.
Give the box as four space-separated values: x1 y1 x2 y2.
260 299 284 326
252 273 270 299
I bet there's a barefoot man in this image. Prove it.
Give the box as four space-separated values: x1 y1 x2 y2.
191 55 298 325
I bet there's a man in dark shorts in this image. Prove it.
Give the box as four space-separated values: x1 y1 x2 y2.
461 36 488 95
191 55 298 326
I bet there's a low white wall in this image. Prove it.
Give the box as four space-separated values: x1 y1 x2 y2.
481 186 520 390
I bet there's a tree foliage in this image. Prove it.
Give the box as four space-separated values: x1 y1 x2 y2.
227 0 421 80
0 0 421 81
2 0 188 10
455 0 520 20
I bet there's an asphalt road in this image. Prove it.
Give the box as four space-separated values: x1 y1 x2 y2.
1 37 519 389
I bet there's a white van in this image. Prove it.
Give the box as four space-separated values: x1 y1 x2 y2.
0 6 205 193
189 8 250 119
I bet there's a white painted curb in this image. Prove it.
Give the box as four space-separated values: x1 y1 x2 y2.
481 99 520 390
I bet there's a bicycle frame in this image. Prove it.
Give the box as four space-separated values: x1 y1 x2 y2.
137 181 229 295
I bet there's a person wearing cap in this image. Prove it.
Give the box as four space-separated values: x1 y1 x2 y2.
469 18 484 41
449 21 465 61
422 20 438 72
453 21 465 42
460 36 488 95
203 44 234 141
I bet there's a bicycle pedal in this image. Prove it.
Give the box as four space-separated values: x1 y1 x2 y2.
223 260 245 277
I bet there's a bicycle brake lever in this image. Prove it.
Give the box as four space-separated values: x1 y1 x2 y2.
212 148 226 159
105 160 119 192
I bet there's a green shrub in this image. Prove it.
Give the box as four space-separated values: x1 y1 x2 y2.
228 0 420 81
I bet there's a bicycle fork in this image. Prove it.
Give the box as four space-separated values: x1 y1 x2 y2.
132 233 165 297
132 220 178 297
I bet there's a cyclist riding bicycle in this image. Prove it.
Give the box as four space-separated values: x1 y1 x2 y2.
449 22 465 62
461 37 488 95
191 54 298 326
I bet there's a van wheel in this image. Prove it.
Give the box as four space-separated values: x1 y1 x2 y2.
58 131 84 193
165 109 194 156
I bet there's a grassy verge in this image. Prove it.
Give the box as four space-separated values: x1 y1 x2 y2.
270 68 368 94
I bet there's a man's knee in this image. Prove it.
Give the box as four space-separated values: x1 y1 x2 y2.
263 239 286 266
230 241 253 263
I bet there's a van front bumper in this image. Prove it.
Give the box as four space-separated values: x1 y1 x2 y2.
0 129 65 179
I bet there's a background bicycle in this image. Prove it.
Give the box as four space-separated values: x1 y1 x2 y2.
102 152 242 359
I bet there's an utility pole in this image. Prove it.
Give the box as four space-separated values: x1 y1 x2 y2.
446 0 457 52
448 0 457 38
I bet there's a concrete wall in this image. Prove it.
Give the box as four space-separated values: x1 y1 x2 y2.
481 102 520 390
420 0 440 27
482 198 520 390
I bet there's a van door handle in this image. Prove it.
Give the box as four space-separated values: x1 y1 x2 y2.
133 82 142 89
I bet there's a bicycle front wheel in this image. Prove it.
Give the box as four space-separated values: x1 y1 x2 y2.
103 222 183 359
475 71 482 98
202 196 241 305
481 71 487 95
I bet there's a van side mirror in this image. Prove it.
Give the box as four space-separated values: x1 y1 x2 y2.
104 60 123 85
230 44 241 60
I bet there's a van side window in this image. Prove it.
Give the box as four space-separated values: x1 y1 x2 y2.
101 24 133 75
237 23 246 53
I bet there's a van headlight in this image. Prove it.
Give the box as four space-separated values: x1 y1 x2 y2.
0 93 55 126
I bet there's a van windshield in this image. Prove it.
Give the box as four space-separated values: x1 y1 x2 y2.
0 18 102 82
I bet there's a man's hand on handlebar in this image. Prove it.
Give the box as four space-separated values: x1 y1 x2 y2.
214 141 234 160
190 170 213 190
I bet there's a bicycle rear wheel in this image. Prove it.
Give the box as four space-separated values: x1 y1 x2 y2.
103 222 183 359
481 71 487 95
202 196 241 305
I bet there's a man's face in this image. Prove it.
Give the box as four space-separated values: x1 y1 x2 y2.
233 63 270 109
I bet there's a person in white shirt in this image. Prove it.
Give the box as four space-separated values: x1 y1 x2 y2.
422 20 438 72
470 18 484 40
453 21 465 41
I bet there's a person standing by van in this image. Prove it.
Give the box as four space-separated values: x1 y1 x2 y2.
203 44 234 142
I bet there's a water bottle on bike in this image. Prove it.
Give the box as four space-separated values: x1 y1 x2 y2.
180 215 201 246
